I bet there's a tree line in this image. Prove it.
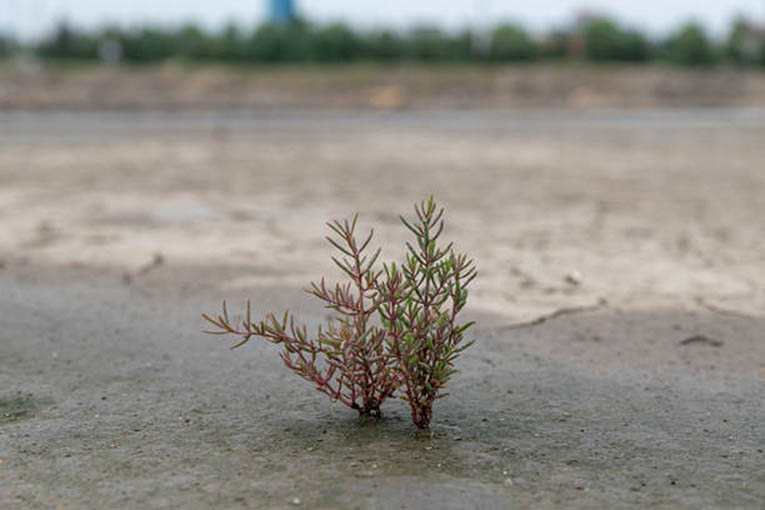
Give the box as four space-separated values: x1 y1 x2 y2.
1 16 764 67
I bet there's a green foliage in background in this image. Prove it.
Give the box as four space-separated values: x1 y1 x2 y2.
312 23 362 61
37 23 99 59
489 24 537 61
663 22 717 66
405 27 473 61
724 17 763 67
6 16 765 68
584 17 649 62
0 33 15 58
117 27 173 62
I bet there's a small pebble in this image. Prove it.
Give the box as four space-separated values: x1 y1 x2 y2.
565 271 582 286
290 497 301 506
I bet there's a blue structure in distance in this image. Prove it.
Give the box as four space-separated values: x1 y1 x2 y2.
270 0 296 26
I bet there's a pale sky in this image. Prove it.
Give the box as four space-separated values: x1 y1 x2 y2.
2 0 765 40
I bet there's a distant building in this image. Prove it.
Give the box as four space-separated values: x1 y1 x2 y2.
270 0 296 26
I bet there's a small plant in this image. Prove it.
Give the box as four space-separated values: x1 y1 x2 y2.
377 198 476 429
202 197 476 429
203 215 397 417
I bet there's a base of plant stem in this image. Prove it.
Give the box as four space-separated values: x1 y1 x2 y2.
410 407 433 431
356 410 383 424
413 427 433 438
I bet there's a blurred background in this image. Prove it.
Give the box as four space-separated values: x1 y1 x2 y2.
1 0 765 108
1 1 765 324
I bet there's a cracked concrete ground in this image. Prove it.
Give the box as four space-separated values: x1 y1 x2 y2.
0 109 763 509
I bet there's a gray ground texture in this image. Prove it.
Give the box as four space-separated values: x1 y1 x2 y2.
0 109 764 509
